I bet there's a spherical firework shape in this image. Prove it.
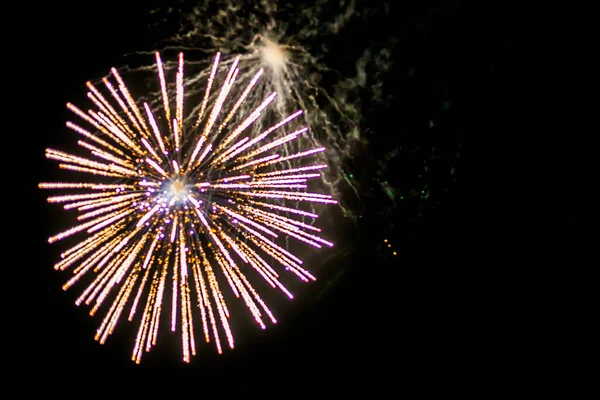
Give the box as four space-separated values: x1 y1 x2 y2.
40 52 336 363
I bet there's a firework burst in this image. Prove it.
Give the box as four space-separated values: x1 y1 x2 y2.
40 52 336 363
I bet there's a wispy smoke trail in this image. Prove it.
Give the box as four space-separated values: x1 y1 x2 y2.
116 0 395 219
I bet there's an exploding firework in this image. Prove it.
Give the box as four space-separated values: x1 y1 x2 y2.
40 52 336 363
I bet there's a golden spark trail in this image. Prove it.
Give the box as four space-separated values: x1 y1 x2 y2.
155 52 171 134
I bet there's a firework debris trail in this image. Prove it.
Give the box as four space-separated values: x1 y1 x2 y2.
118 0 395 218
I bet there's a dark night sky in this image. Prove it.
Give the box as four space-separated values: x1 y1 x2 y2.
25 0 518 380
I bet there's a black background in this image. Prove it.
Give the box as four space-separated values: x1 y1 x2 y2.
25 0 518 382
